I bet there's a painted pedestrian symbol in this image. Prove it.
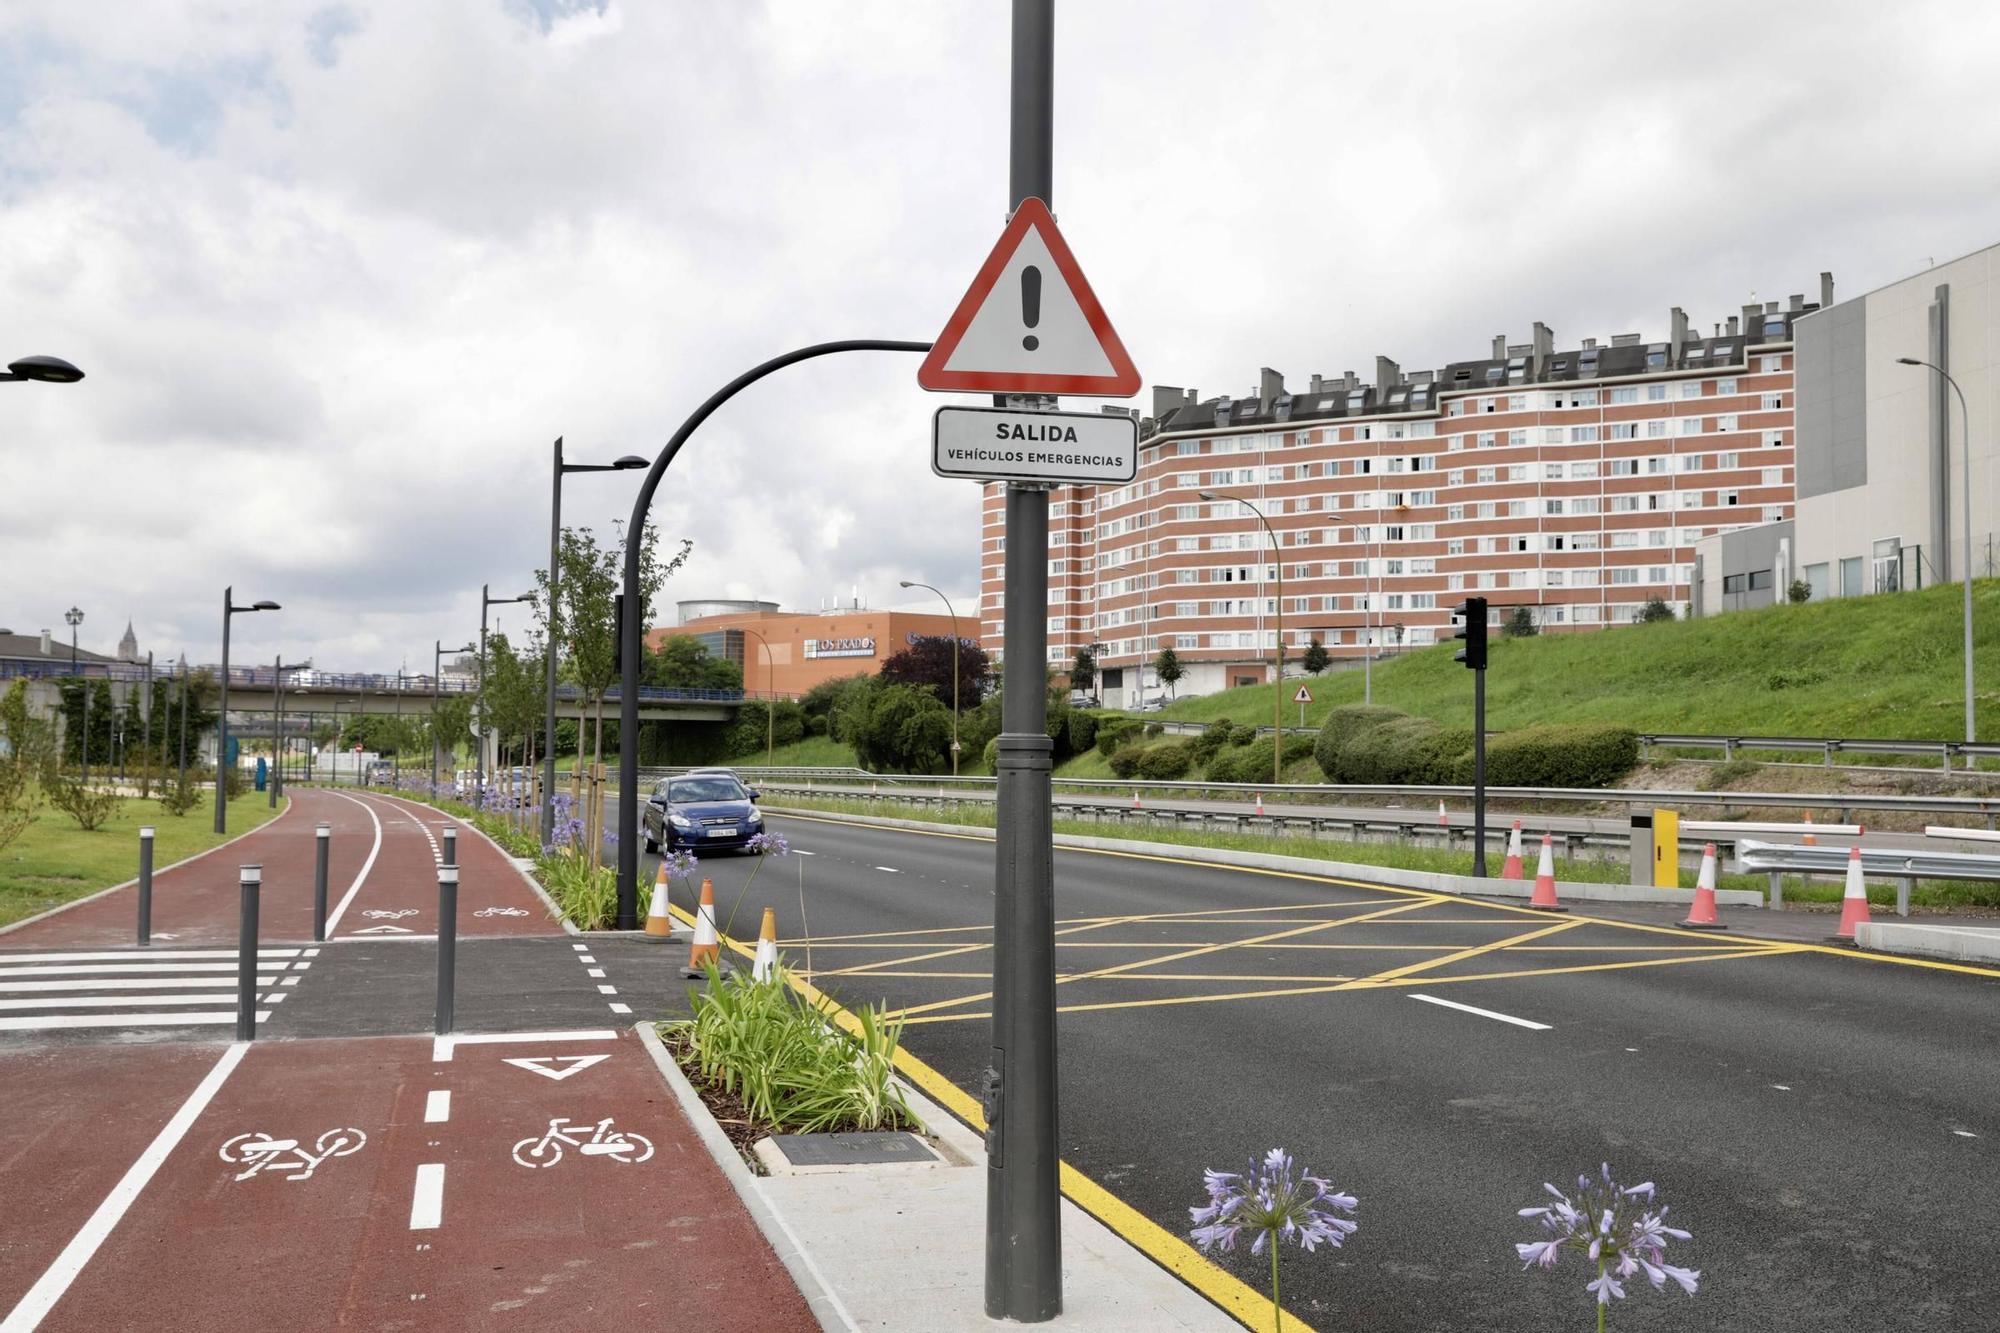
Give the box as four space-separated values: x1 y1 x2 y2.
503 1054 610 1082
362 909 418 919
473 906 529 918
219 1128 367 1182
511 1117 654 1168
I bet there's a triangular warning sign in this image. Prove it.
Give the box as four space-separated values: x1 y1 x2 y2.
502 1054 611 1082
918 197 1140 397
1293 685 1314 704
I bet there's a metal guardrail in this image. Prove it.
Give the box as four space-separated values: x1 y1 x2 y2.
1737 838 2000 915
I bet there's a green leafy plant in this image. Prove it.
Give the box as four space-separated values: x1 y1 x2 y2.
44 770 119 831
538 849 618 929
156 771 204 817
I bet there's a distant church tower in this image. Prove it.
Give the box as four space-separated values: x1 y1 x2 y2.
117 619 140 663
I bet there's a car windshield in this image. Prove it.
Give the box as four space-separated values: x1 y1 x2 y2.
670 778 746 803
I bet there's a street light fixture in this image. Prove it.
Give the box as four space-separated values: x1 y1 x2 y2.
63 607 87 781
2 355 85 384
544 439 648 843
269 658 310 808
1201 491 1286 784
740 626 778 769
899 579 964 775
433 639 477 793
479 583 533 797
215 589 281 833
1897 356 1976 744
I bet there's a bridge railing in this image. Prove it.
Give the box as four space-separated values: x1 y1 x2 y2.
0 659 750 703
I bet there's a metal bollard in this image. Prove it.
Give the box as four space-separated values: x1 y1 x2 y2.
435 863 459 1036
1768 870 1784 910
137 826 155 946
442 826 457 869
313 822 331 943
237 864 261 1042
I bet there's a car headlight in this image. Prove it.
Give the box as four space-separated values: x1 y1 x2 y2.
669 814 693 829
746 810 763 825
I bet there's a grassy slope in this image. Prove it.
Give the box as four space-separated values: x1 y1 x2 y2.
0 791 285 928
1149 578 2000 739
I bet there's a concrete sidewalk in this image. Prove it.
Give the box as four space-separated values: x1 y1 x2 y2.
640 1026 1242 1332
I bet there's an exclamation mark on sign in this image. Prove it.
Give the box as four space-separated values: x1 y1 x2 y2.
1020 266 1042 351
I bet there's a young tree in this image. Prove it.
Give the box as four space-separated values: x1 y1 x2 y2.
646 635 744 692
1069 644 1098 694
1301 639 1330 675
880 635 990 711
1636 597 1676 624
1153 646 1185 700
849 682 954 773
1502 606 1538 638
531 525 692 769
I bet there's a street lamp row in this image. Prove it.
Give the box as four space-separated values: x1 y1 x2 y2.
215 590 281 834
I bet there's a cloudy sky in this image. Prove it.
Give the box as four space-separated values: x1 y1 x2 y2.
6 0 2000 673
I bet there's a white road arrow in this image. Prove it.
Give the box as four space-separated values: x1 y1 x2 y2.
352 925 413 935
502 1054 612 1082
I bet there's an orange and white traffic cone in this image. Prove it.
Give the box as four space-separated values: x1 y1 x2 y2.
1255 792 1266 817
1833 845 1872 942
1437 800 1449 828
1801 810 1817 847
751 907 779 981
1528 833 1566 912
1500 821 1525 880
1678 843 1725 931
1132 790 1142 809
681 878 729 977
644 861 677 940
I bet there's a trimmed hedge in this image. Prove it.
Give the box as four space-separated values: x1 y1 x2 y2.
1206 733 1315 785
1312 705 1408 780
1461 723 1639 788
1135 742 1193 780
1189 719 1235 767
1107 744 1148 779
1330 714 1472 785
1066 710 1099 756
1097 720 1142 756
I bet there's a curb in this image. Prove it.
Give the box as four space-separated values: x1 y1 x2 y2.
634 1021 856 1333
765 803 1764 908
0 795 295 939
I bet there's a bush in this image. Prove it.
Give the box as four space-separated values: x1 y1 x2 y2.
156 772 204 817
1096 720 1141 756
1470 724 1639 788
1107 744 1148 779
1207 734 1316 785
1135 742 1193 780
1045 700 1075 761
982 737 1000 771
1066 710 1098 756
1189 719 1235 767
1229 727 1255 746
805 713 828 737
1144 722 1164 737
1332 716 1471 785
1313 705 1407 780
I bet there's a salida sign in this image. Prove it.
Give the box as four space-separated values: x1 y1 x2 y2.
931 405 1136 485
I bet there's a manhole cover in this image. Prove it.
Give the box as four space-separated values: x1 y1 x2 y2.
766 1132 940 1168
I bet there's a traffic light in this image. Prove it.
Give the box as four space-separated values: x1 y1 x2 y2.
1452 597 1488 670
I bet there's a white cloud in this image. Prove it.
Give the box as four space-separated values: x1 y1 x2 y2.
5 0 2000 672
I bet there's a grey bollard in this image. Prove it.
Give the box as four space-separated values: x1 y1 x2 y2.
313 822 331 942
137 826 155 946
442 827 457 869
237 864 261 1042
435 864 459 1036
1898 877 1914 918
1768 870 1784 910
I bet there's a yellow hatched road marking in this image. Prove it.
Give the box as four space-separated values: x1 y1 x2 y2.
1342 917 1582 988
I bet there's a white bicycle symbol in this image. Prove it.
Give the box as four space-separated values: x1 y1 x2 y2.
511 1117 654 1169
474 906 529 918
361 908 418 920
219 1128 368 1182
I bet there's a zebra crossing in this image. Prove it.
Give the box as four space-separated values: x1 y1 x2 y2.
0 947 319 1033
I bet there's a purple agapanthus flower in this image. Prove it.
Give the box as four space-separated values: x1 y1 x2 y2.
745 831 790 857
1516 1163 1698 1323
1189 1149 1355 1333
662 848 700 880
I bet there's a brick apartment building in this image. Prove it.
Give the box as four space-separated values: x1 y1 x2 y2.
979 277 1833 706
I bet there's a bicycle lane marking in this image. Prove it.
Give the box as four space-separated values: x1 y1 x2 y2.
16 1037 415 1333
0 1044 236 1328
319 791 386 937
364 792 559 937
329 793 554 939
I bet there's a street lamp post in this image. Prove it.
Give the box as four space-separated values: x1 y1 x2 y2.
544 440 648 844
215 589 281 834
1201 492 1285 784
64 607 85 781
176 653 190 796
433 640 476 793
740 627 778 768
479 583 533 799
1323 512 1383 707
1898 357 1977 745
900 580 963 775
1 355 85 385
269 658 308 808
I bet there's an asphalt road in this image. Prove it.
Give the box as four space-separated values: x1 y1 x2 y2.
651 810 2000 1333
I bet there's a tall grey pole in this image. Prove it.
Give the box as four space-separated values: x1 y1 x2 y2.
987 0 1061 1319
176 656 189 795
479 583 490 800
432 641 442 793
544 440 564 845
215 588 232 834
269 653 282 808
142 651 153 795
1902 359 1975 744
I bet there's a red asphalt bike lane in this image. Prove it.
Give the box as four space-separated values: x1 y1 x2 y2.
9 1029 813 1332
324 792 554 942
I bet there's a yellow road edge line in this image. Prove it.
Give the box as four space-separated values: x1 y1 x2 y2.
663 899 1300 1332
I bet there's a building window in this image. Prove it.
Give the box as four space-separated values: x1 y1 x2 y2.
1610 386 1638 404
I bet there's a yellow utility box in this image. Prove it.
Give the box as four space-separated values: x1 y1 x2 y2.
1652 809 1680 887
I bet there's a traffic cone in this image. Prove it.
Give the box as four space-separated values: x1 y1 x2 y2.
1801 810 1817 847
1500 821 1525 880
1132 790 1142 809
1528 833 1566 911
1832 846 1872 943
644 862 677 940
1678 843 1725 931
1437 800 1448 828
751 907 779 981
1255 792 1265 817
681 878 729 977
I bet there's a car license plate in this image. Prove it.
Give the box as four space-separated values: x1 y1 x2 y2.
705 827 732 837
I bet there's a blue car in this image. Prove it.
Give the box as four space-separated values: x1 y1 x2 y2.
642 773 765 854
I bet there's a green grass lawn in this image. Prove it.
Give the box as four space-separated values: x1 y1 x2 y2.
1148 578 2000 741
769 794 2000 910
0 791 286 929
